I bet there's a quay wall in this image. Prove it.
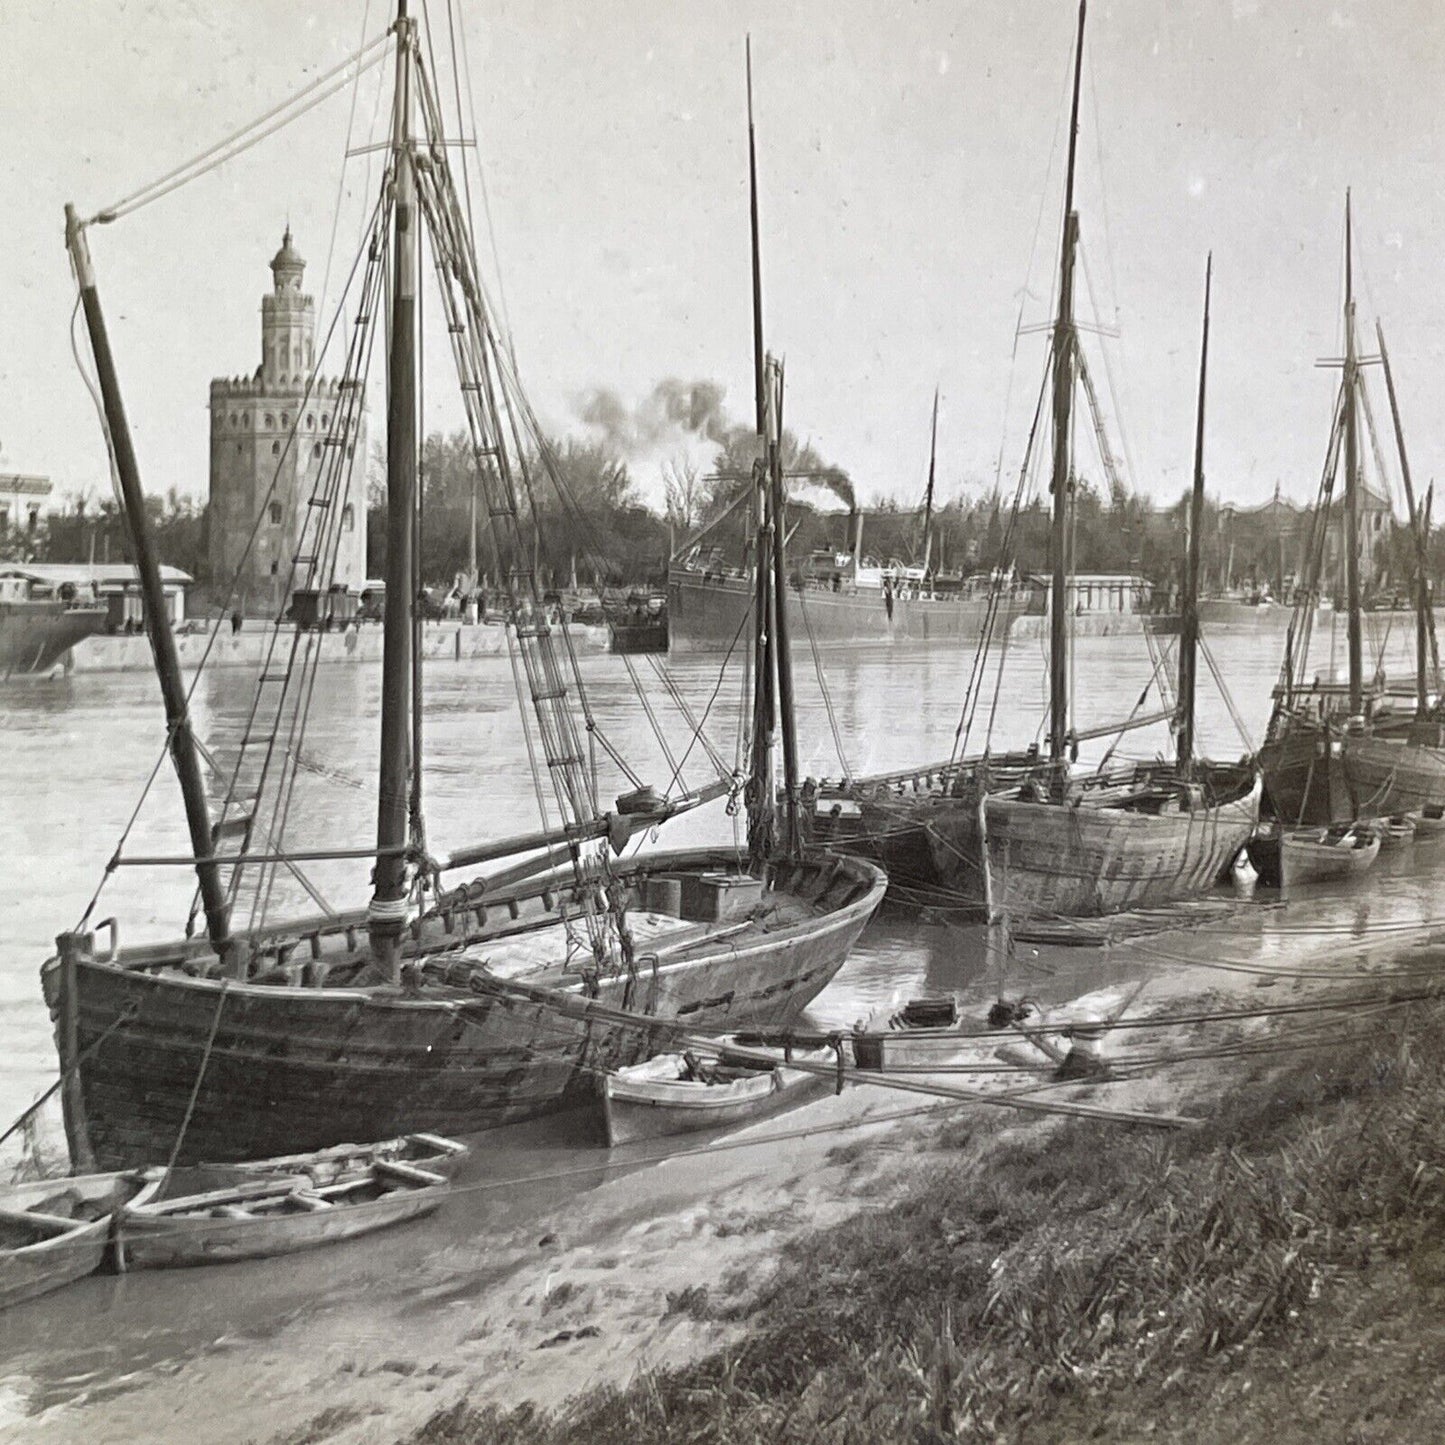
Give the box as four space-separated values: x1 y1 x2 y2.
63 621 610 674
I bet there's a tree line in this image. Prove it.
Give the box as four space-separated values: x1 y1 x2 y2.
13 433 1442 607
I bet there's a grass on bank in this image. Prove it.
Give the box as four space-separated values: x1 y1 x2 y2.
402 999 1445 1444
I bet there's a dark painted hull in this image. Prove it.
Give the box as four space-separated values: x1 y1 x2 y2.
668 572 1028 653
0 602 106 675
1260 720 1445 823
1341 733 1445 816
44 850 884 1169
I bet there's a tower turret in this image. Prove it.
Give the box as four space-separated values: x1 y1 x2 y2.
260 228 314 391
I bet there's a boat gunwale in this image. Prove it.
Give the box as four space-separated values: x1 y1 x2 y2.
45 849 887 1008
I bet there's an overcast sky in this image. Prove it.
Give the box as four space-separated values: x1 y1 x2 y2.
4 0 1444 517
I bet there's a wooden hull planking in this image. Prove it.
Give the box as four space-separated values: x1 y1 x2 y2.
46 851 885 1169
1280 828 1381 888
0 1170 157 1311
969 772 1260 920
600 1047 831 1147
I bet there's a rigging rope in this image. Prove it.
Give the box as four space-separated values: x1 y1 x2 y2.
90 33 394 226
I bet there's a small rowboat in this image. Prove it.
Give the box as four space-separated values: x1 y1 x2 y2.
1376 815 1417 849
1280 822 1380 889
0 1169 161 1311
206 1133 469 1186
852 996 964 1071
119 1137 467 1268
1412 805 1445 839
600 1041 834 1147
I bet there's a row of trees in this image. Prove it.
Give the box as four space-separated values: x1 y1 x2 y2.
15 433 1443 604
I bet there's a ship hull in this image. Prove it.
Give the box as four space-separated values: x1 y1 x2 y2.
1340 732 1445 816
668 572 1026 653
0 601 106 676
930 767 1260 919
1261 721 1445 822
43 850 884 1169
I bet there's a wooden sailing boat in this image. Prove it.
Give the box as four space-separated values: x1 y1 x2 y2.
42 4 883 1171
926 3 1258 919
1258 193 1445 826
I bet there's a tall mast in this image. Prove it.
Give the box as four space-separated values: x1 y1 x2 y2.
370 0 418 979
921 387 939 575
64 208 233 963
768 359 801 854
1376 320 1439 715
1342 190 1363 716
1048 0 1087 763
1178 253 1211 774
744 37 775 863
747 37 766 437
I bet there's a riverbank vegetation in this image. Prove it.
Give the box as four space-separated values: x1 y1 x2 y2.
404 993 1445 1444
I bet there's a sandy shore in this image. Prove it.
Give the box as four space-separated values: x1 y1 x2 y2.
1 853 1438 1445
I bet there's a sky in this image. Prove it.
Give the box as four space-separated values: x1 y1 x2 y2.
4 0 1445 519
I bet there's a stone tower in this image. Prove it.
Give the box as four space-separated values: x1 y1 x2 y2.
208 230 368 617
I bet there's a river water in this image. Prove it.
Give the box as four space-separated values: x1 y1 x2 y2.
0 610 1427 1126
0 610 1437 1433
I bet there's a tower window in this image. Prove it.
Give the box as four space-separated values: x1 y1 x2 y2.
269 502 283 525
272 441 281 456
321 414 329 428
271 560 279 575
313 443 322 458
342 503 354 532
265 414 275 429
306 414 315 429
236 442 243 454
281 414 290 431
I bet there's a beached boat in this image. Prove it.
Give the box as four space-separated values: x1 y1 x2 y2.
44 7 883 1172
851 995 965 1071
1280 823 1380 889
207 1132 469 1186
599 1039 833 1147
928 13 1258 920
0 1169 160 1310
1258 199 1445 826
119 1148 458 1268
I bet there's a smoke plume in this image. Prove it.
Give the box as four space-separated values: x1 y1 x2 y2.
575 378 729 455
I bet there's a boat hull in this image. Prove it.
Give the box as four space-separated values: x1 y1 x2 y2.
945 769 1260 919
668 572 1027 653
0 1170 155 1310
45 850 885 1169
1340 734 1445 817
600 1045 830 1147
1280 827 1380 888
1261 722 1445 823
0 601 107 676
119 1177 445 1268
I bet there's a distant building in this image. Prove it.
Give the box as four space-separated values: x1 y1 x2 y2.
208 230 367 616
0 473 52 541
0 562 192 628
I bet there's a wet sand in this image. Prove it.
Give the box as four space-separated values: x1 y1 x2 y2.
3 847 1439 1445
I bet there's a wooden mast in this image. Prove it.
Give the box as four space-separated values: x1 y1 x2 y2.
63 207 233 964
1375 320 1440 716
1178 253 1211 775
370 0 419 979
1048 0 1087 764
768 359 801 853
921 387 939 577
744 36 776 864
1342 191 1364 717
